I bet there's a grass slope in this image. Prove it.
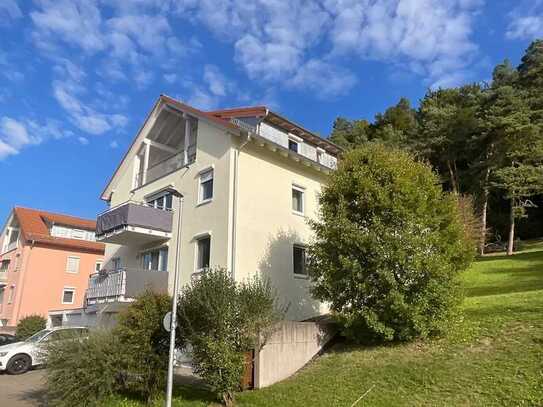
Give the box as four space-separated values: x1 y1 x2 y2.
110 242 543 406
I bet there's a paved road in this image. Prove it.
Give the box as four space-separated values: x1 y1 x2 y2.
0 369 47 407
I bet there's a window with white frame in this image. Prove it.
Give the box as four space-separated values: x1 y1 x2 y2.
147 192 173 211
66 256 80 273
62 288 75 304
293 245 307 276
142 248 168 271
95 261 103 273
7 285 14 304
199 169 214 203
292 185 305 215
196 236 211 271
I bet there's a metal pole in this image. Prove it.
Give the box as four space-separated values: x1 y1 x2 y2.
166 194 183 407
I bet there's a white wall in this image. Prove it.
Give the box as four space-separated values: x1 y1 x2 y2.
234 141 329 320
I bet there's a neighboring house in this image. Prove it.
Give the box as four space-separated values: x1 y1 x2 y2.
51 95 341 327
0 207 104 332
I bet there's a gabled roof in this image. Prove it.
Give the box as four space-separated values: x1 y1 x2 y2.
12 207 104 253
101 95 342 201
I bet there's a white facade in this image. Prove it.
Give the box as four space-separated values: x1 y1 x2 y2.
92 97 340 321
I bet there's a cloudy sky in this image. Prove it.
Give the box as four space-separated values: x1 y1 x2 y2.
0 0 541 221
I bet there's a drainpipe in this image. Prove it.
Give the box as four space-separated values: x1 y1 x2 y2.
14 239 35 326
230 131 251 280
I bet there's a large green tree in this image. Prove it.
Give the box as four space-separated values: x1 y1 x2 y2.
415 84 483 194
308 144 473 343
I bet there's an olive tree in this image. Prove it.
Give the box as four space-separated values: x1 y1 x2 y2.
308 144 474 343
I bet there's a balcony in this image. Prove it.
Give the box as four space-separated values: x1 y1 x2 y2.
134 144 196 188
96 202 173 245
85 268 168 306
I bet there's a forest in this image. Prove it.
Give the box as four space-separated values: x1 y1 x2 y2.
329 39 543 255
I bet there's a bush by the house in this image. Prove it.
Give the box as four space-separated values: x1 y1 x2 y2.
45 291 171 406
16 314 46 340
308 144 474 343
46 331 122 407
177 268 284 406
113 290 172 404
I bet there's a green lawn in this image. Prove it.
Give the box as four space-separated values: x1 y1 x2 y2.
110 242 543 406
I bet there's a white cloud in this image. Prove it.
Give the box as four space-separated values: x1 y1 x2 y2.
30 0 105 53
0 0 22 25
324 0 480 88
288 59 357 97
0 117 49 159
203 65 231 97
186 88 220 110
110 140 119 148
164 73 177 83
52 80 128 135
506 1 543 40
178 0 482 91
78 136 89 145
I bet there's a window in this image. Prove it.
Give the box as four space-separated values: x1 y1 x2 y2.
7 286 14 304
199 169 214 203
196 236 211 271
316 148 325 164
288 139 298 153
0 260 9 273
292 185 305 214
71 229 86 240
147 192 173 210
293 245 307 276
62 288 75 304
0 288 4 311
66 256 80 274
8 229 19 245
142 248 168 271
95 261 103 273
111 257 121 271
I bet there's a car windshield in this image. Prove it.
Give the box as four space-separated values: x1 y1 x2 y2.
25 329 52 343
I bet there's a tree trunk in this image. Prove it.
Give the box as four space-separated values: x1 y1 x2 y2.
507 199 515 256
479 167 491 256
446 160 458 194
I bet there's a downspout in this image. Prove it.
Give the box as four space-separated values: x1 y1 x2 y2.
230 132 251 280
14 239 35 325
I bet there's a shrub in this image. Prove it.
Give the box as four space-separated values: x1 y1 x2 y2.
308 144 474 343
113 290 172 404
46 331 122 407
177 268 283 406
16 314 46 340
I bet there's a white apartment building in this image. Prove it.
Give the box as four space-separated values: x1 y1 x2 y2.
54 95 341 326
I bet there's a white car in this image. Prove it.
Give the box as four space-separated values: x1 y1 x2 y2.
0 327 88 375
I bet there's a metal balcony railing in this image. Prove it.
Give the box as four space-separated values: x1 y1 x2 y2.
96 201 173 239
86 268 168 305
135 144 196 188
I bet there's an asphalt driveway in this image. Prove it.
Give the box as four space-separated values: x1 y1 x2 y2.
0 369 47 406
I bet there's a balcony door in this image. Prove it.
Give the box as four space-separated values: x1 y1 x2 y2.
142 248 168 272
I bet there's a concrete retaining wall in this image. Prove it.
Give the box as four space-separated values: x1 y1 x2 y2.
254 320 335 388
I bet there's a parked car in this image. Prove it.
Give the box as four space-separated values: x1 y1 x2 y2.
0 327 88 374
0 334 17 346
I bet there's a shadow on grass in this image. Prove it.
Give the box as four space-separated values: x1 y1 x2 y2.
476 250 543 263
172 384 216 404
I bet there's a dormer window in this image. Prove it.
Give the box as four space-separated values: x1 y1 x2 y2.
288 139 298 153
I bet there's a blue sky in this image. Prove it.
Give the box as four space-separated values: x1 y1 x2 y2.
0 0 542 222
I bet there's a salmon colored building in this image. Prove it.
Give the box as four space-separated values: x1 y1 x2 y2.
0 207 104 332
